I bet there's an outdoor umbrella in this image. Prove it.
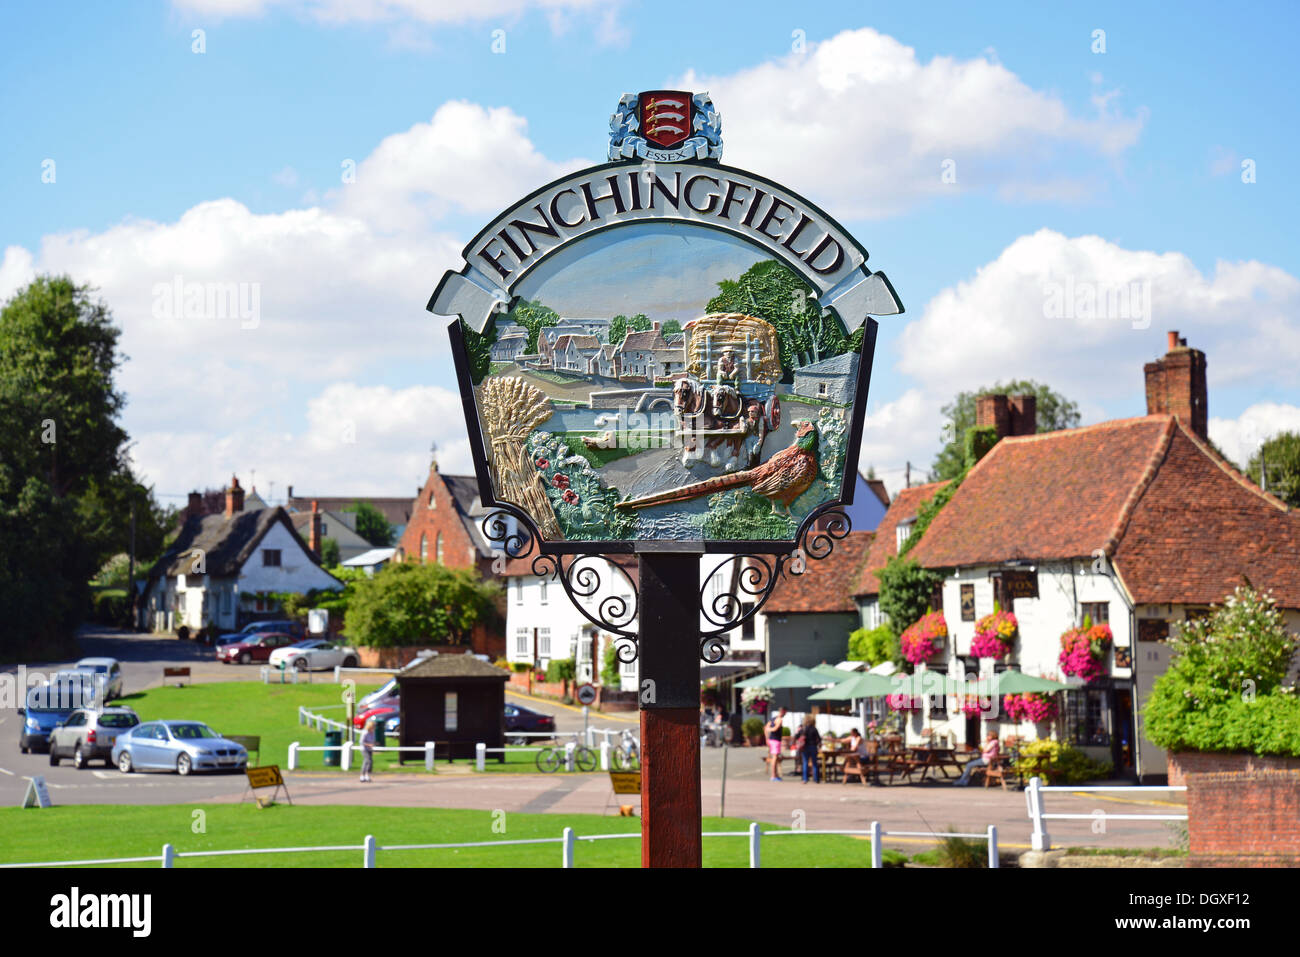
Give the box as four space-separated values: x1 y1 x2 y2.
968 670 1071 696
734 663 826 711
807 672 897 701
889 671 965 697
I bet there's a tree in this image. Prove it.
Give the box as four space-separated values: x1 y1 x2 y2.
848 625 897 666
931 381 1081 481
707 259 859 380
1144 587 1300 757
0 277 136 659
1247 431 1300 507
661 319 682 337
508 299 561 353
343 563 500 648
608 315 628 345
319 537 341 567
875 556 942 639
345 501 395 546
628 313 652 333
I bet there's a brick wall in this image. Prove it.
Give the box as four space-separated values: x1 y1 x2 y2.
1167 750 1300 788
1186 769 1300 867
1143 342 1208 439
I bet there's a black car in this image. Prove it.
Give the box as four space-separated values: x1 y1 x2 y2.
505 703 556 743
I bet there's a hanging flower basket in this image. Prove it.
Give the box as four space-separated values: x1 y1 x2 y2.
1003 691 1060 723
900 611 948 665
959 696 986 717
887 692 923 713
1059 623 1113 681
971 609 1018 659
741 685 773 715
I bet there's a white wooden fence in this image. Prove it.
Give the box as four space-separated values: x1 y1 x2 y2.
1024 776 1188 850
0 820 997 869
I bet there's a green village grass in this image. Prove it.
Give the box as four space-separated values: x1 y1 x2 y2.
114 682 619 775
0 805 889 868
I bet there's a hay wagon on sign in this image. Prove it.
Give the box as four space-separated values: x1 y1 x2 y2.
673 313 784 472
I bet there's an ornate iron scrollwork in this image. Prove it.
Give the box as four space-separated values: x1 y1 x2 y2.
484 506 851 665
481 509 640 651
697 507 853 661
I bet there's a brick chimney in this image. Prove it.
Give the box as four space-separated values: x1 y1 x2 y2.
1144 330 1207 439
652 320 661 332
187 491 203 520
975 394 1037 439
224 475 245 518
309 500 322 557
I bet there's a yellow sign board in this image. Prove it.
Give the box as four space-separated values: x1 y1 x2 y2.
609 771 641 795
246 765 284 789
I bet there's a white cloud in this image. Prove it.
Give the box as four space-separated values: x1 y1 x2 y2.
129 382 474 498
898 229 1300 402
857 388 939 497
678 28 1145 218
1209 403 1300 469
334 101 588 230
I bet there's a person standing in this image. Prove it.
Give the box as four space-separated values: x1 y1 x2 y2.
798 715 822 783
360 718 376 783
765 707 787 781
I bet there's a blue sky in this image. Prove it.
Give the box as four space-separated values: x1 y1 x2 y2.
3 0 1298 500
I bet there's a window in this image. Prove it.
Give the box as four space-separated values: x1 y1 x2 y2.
539 627 551 657
1065 688 1111 746
429 490 436 508
420 533 428 562
895 520 914 551
262 549 281 567
445 692 458 732
515 628 529 655
436 532 444 564
578 633 591 663
321 522 328 537
539 579 549 604
515 578 524 604
623 655 636 676
818 382 827 396
1138 619 1169 643
1081 601 1109 624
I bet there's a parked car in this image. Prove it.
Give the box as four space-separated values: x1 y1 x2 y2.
505 703 556 740
73 657 123 701
112 720 247 775
217 631 297 664
353 705 398 729
216 620 304 646
359 677 399 711
48 707 141 768
18 681 91 754
268 639 360 672
383 713 400 735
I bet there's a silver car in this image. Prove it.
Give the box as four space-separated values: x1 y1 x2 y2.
49 707 140 768
73 657 124 700
112 720 248 776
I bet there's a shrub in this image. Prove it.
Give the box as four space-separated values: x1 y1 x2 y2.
876 557 942 636
510 661 532 673
546 658 576 684
90 589 128 626
601 642 621 687
1015 739 1112 784
491 657 512 671
742 716 764 740
935 830 986 868
848 625 897 666
1144 587 1300 757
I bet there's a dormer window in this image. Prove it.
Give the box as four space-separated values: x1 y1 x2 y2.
895 519 915 551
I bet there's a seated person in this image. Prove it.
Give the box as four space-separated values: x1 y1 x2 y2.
954 731 1000 786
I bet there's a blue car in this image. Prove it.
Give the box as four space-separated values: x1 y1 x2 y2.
112 720 248 776
18 680 96 753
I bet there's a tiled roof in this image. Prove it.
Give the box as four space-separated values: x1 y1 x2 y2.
852 481 949 596
765 531 874 614
567 334 601 350
147 507 335 582
286 496 412 527
906 415 1300 607
619 330 669 352
399 653 509 680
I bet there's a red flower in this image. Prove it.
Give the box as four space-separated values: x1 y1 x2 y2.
535 457 549 469
552 473 571 489
562 490 579 504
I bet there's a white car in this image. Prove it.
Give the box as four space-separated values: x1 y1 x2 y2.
268 638 360 672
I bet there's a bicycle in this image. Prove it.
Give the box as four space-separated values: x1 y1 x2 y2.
611 729 640 771
536 733 597 773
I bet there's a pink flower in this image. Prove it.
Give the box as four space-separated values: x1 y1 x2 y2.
899 611 947 665
552 473 571 489
1058 624 1113 681
562 489 578 504
535 457 549 469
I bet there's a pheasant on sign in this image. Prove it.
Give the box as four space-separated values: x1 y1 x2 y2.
616 420 820 515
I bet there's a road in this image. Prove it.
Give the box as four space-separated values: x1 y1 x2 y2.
0 625 1186 854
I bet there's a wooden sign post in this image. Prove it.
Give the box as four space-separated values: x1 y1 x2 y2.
431 91 900 867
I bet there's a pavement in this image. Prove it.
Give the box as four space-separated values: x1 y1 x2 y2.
0 625 1187 854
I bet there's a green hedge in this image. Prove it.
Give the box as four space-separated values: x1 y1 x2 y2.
90 589 128 626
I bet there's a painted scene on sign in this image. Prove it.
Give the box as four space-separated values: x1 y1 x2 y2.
462 222 864 543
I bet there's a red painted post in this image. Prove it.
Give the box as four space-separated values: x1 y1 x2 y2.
638 549 703 868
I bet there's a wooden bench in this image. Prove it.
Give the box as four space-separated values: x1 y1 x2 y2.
163 666 190 687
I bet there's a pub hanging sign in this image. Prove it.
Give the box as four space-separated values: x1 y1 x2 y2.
431 91 903 551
